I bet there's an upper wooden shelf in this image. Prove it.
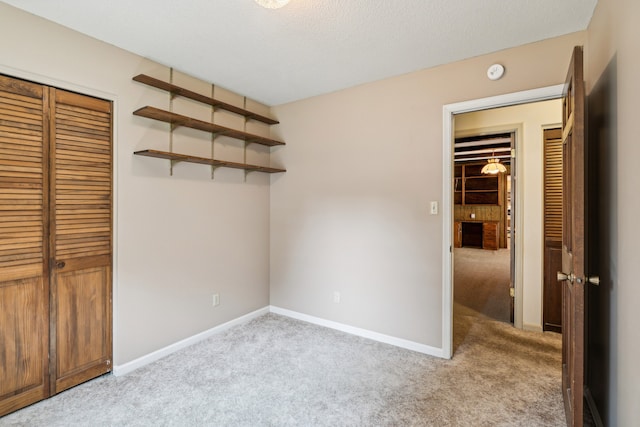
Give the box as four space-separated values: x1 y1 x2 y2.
134 149 286 174
133 106 285 147
133 74 279 125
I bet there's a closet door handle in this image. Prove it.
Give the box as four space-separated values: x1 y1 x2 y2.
56 261 66 269
557 271 575 283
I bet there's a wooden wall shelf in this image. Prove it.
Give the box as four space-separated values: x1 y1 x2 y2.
133 106 285 147
134 149 286 174
133 74 279 125
133 71 285 177
454 163 502 205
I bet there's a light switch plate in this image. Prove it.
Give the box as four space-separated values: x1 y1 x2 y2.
430 201 438 215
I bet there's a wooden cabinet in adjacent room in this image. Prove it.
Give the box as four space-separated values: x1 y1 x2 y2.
0 75 112 416
453 220 499 250
482 221 499 250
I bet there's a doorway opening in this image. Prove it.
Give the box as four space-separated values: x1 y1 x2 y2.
452 131 514 349
441 85 564 359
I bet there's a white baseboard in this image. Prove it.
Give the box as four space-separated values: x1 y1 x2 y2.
523 323 543 333
113 305 446 376
112 306 270 376
269 306 445 358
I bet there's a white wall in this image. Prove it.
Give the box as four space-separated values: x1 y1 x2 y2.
454 100 562 330
0 3 273 364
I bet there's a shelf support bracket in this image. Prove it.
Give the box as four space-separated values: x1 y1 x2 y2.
243 140 250 182
243 101 249 182
169 67 175 176
211 165 220 179
211 134 219 180
170 159 183 173
210 83 216 180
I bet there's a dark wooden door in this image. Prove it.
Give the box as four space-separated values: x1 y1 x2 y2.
50 89 112 394
543 128 563 332
0 75 50 416
559 46 587 427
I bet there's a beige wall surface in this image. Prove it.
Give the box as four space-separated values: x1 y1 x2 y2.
455 100 562 331
0 3 273 364
587 0 640 425
270 32 585 348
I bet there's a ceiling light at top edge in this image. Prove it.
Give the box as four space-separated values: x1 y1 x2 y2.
255 0 290 9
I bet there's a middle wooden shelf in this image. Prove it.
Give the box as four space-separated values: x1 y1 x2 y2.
133 106 285 147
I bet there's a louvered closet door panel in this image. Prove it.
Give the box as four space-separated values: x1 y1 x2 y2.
544 128 563 241
0 75 49 416
51 88 112 393
543 128 563 333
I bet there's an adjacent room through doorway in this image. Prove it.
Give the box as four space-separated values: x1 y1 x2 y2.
453 131 512 314
451 99 562 353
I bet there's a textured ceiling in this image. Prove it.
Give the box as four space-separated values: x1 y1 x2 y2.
2 0 597 105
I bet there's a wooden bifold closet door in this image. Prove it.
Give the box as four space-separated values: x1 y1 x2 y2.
0 75 112 416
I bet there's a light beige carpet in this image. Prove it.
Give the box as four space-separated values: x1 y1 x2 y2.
454 247 511 325
1 312 564 426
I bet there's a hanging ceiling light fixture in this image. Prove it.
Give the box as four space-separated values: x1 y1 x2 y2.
255 0 290 9
481 157 507 174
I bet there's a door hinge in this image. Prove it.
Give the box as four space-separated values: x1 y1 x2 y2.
509 288 515 298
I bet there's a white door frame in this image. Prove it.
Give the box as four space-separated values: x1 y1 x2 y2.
441 84 564 359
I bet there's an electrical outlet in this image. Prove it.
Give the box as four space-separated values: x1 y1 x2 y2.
212 293 220 307
333 291 341 303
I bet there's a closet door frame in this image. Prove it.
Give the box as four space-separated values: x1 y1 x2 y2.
0 70 115 414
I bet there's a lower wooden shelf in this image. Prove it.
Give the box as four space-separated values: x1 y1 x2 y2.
134 149 286 174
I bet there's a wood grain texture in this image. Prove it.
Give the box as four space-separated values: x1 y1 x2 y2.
544 241 563 333
54 267 111 392
543 127 563 333
560 46 586 427
544 128 563 241
50 88 112 394
482 222 499 250
134 149 286 174
0 74 49 417
0 278 45 395
1 76 113 415
133 106 285 147
133 74 279 125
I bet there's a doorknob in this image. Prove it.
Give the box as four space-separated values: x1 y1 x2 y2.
587 276 600 286
56 261 66 269
557 271 575 282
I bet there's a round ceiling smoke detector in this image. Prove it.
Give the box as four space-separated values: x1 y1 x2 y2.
487 64 505 81
255 0 290 9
